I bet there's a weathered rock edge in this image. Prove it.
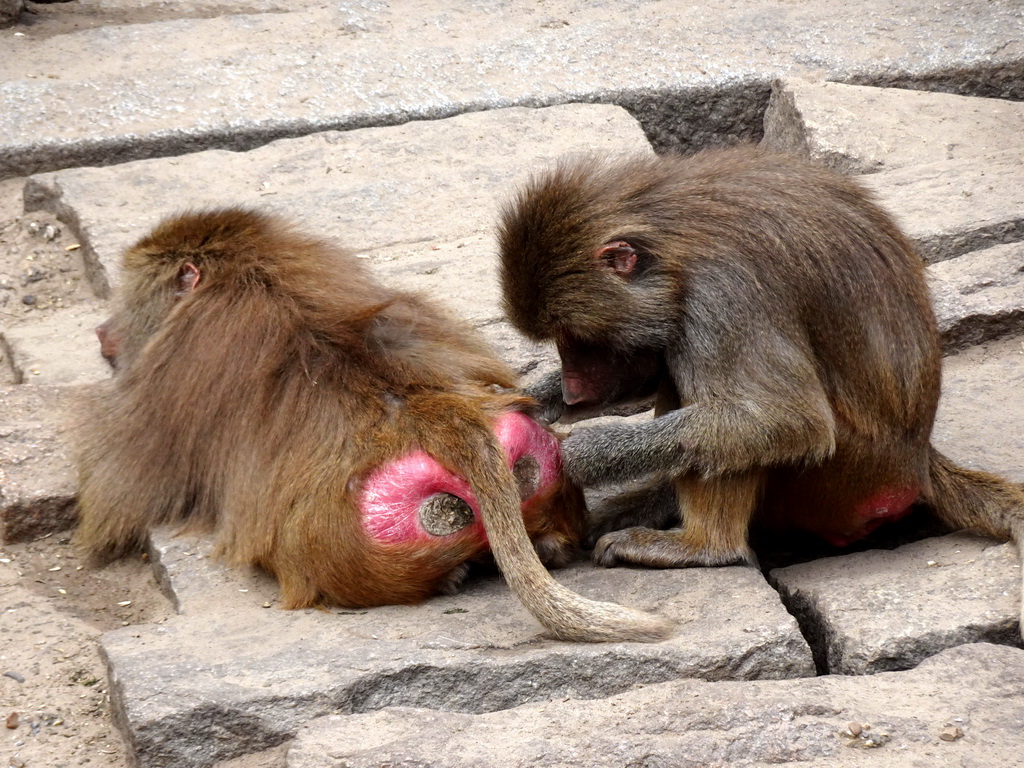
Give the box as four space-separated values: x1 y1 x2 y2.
100 531 813 768
3 0 1023 178
285 643 1024 768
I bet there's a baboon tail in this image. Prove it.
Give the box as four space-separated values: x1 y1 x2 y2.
926 447 1024 638
416 402 671 643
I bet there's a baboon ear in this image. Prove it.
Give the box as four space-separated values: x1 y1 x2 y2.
177 262 201 295
595 240 637 277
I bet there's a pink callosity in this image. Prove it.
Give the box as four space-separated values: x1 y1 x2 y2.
360 411 562 543
822 484 920 547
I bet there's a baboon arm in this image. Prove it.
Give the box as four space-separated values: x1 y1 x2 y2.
524 369 566 423
561 393 835 487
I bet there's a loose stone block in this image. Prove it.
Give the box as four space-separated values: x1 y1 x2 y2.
1 306 110 385
863 150 1024 263
763 79 1024 174
771 534 1021 675
23 104 652 298
934 333 1024 484
103 530 812 768
929 242 1024 351
286 643 1024 768
0 384 77 543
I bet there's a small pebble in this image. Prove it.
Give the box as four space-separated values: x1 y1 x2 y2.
21 295 35 306
2 671 25 683
10 757 25 768
5 711 19 729
939 725 963 742
24 266 46 284
846 721 862 737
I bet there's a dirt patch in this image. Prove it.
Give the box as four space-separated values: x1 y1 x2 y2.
1 534 172 768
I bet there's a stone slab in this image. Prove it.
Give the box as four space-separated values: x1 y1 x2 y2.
762 79 1024 174
2 1 1024 178
864 149 1024 263
286 643 1024 768
363 236 560 376
934 333 1024 484
0 384 77 543
929 241 1024 351
1 305 111 384
771 534 1022 675
102 530 813 768
23 103 652 298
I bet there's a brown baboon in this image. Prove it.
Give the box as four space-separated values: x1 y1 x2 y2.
498 146 1024 631
74 207 670 642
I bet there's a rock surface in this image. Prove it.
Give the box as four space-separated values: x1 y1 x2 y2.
4 0 1024 179
763 79 1024 174
286 643 1024 768
1 304 109 384
771 534 1022 675
862 150 1024 263
102 530 813 768
0 384 77 543
929 241 1024 351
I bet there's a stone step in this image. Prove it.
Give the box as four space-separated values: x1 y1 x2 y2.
863 149 1024 263
771 534 1021 675
102 529 813 768
23 103 651 296
3 0 1023 178
0 384 77 543
933 332 1024 484
0 304 109 385
929 241 1024 351
763 78 1024 174
284 643 1024 768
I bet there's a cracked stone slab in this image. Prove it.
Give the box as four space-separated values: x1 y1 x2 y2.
929 242 1024 351
863 149 1024 264
770 534 1022 675
3 1 1024 178
0 384 77 543
762 79 1024 174
1 305 111 385
286 643 1024 768
102 530 813 768
23 103 652 298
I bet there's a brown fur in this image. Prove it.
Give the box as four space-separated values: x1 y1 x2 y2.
498 146 1024 633
73 207 670 642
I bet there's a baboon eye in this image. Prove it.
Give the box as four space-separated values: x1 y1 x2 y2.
418 493 475 537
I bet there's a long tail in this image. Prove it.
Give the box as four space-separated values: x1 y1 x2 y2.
927 447 1024 637
417 402 671 643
